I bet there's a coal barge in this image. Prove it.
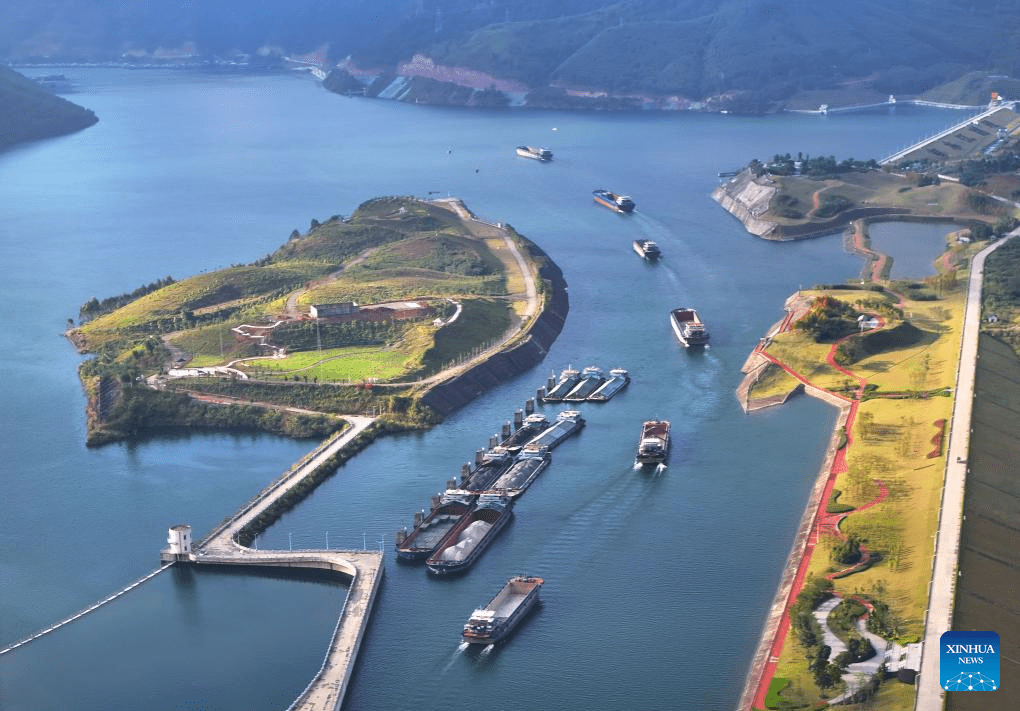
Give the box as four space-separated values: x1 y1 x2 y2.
488 446 552 498
588 368 629 401
527 410 585 449
395 493 475 561
543 367 580 401
462 576 544 644
562 366 605 402
427 495 513 576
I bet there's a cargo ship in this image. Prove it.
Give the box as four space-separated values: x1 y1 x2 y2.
593 189 635 213
527 410 585 450
515 145 553 161
462 446 515 491
562 366 605 402
462 575 544 644
635 420 670 465
670 307 710 347
395 493 475 561
487 446 551 498
588 368 630 402
542 367 581 401
500 413 549 453
633 239 661 260
427 495 513 575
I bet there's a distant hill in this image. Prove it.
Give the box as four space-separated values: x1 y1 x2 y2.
3 1 1020 108
0 66 98 150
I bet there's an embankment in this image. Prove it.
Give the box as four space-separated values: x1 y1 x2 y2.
948 333 1020 711
712 169 912 241
420 240 568 416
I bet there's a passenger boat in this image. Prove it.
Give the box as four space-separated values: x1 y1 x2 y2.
462 575 544 644
515 145 553 161
635 420 670 465
633 239 661 260
670 307 710 347
593 189 635 213
426 495 513 576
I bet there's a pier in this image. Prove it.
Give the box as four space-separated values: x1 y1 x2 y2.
163 414 385 711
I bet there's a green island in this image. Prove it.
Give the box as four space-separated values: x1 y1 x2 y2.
728 116 1020 709
68 196 566 446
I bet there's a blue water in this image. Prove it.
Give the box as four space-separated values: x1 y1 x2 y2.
868 220 963 279
0 69 971 710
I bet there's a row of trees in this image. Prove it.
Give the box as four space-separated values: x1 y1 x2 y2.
753 154 879 178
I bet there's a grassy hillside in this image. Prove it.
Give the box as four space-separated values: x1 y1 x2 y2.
6 1 1020 104
0 66 97 150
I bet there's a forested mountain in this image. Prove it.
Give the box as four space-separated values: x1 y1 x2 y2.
3 0 1020 106
0 66 97 150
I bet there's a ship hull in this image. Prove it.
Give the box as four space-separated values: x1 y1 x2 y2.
670 307 710 347
462 577 543 644
635 420 670 465
633 240 661 260
395 500 473 561
426 502 513 576
593 195 635 213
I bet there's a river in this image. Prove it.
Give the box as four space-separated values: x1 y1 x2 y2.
0 69 971 710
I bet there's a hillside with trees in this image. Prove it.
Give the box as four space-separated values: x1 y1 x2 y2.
0 66 98 150
4 1 1020 108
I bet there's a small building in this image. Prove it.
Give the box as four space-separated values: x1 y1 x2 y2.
166 524 192 559
310 302 358 319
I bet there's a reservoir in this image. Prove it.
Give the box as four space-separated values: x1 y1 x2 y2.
868 219 964 279
0 70 971 710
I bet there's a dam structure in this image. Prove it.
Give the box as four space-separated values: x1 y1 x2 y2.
161 416 384 711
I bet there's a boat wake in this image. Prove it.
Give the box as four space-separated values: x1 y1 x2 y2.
442 642 470 673
654 463 668 477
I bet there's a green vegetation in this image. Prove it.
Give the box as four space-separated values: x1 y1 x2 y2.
763 677 790 709
826 489 855 514
795 296 859 342
70 196 532 445
0 66 98 150
761 154 879 178
86 384 341 446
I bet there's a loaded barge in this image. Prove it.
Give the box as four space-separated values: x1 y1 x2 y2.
462 576 544 644
461 447 515 491
562 366 604 402
527 410 585 450
670 307 710 347
395 493 474 561
487 446 552 498
593 189 635 213
543 367 580 400
635 420 670 465
588 368 629 401
427 495 513 576
499 413 549 453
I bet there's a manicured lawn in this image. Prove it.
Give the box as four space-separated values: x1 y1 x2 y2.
748 361 801 400
237 346 412 383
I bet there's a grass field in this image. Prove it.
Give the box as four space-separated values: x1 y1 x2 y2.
747 361 801 400
237 346 412 383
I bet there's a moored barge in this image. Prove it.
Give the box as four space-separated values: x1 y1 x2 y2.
543 367 581 401
588 368 630 402
487 446 552 498
427 495 513 576
562 366 605 401
462 576 544 644
395 492 474 561
527 410 585 450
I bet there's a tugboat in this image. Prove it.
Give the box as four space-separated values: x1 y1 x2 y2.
670 307 710 347
516 145 553 161
635 420 670 465
633 239 661 260
593 189 635 213
462 575 544 644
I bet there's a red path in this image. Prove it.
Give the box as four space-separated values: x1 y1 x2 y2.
748 302 895 710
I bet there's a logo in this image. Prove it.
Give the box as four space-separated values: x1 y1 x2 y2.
941 631 1000 690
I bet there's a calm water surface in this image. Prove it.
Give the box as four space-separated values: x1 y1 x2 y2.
867 220 964 279
0 70 970 710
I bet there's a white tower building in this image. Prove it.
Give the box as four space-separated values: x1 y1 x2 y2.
166 524 192 558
